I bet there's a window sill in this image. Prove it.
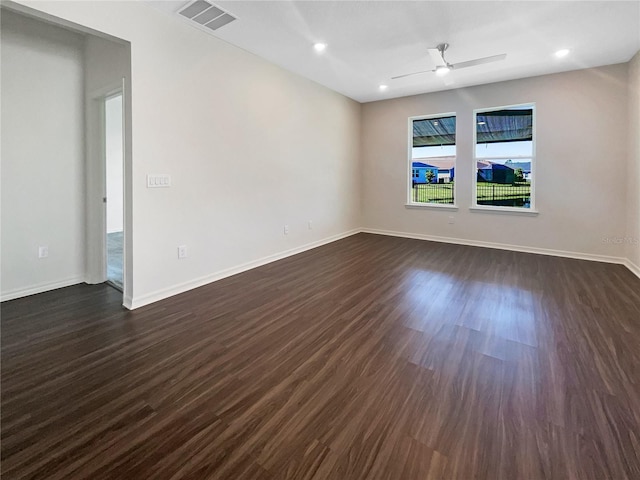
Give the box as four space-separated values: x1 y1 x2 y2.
405 203 459 211
469 206 539 216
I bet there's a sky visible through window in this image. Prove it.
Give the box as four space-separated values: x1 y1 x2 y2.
412 145 456 158
413 140 532 163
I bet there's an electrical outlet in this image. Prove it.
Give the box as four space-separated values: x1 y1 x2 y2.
284 225 290 235
448 216 455 224
178 245 187 259
308 220 313 230
38 246 48 258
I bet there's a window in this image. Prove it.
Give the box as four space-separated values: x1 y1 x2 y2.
409 113 456 205
474 104 535 210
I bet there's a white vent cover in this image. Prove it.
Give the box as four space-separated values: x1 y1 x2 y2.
178 0 236 31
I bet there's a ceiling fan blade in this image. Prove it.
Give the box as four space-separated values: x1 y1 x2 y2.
451 53 506 70
427 48 445 66
391 69 433 80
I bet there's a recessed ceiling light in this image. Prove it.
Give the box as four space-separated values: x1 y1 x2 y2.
313 43 327 53
435 65 450 76
555 48 570 58
433 121 439 126
379 85 388 91
477 121 486 125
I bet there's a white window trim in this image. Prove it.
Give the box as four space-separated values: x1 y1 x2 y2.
407 112 457 208
469 205 538 216
405 203 459 211
471 103 537 214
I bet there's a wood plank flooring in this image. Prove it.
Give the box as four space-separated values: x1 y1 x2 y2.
2 233 640 479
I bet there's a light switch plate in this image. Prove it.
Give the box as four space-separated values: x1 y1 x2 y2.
147 174 171 188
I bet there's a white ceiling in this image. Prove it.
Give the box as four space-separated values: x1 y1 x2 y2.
150 1 640 103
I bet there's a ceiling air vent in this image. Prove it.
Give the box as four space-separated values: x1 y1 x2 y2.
178 0 237 31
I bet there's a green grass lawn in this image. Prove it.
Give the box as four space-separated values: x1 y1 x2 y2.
411 183 455 203
412 182 531 204
476 182 531 202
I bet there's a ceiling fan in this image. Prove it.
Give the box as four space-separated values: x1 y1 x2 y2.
392 43 507 80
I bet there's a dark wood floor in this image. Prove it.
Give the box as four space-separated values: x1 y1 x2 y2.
2 233 640 479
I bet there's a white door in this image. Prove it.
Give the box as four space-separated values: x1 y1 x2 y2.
105 93 124 290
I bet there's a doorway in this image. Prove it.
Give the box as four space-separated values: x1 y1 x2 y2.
105 92 124 290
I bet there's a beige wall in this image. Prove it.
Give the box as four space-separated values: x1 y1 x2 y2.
1 11 86 299
9 1 361 307
627 51 640 271
361 65 630 259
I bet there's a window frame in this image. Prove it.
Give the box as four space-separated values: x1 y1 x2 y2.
407 112 458 209
471 103 537 213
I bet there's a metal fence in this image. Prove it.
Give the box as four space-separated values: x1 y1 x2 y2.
411 183 454 204
411 182 531 207
476 182 531 207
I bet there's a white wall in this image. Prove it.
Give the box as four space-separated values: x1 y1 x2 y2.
11 1 361 308
361 65 630 260
627 51 640 272
1 10 86 300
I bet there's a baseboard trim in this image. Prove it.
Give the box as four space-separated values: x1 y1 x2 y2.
625 258 640 279
127 229 361 310
361 228 630 266
1 275 86 302
122 295 134 310
5 229 636 307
